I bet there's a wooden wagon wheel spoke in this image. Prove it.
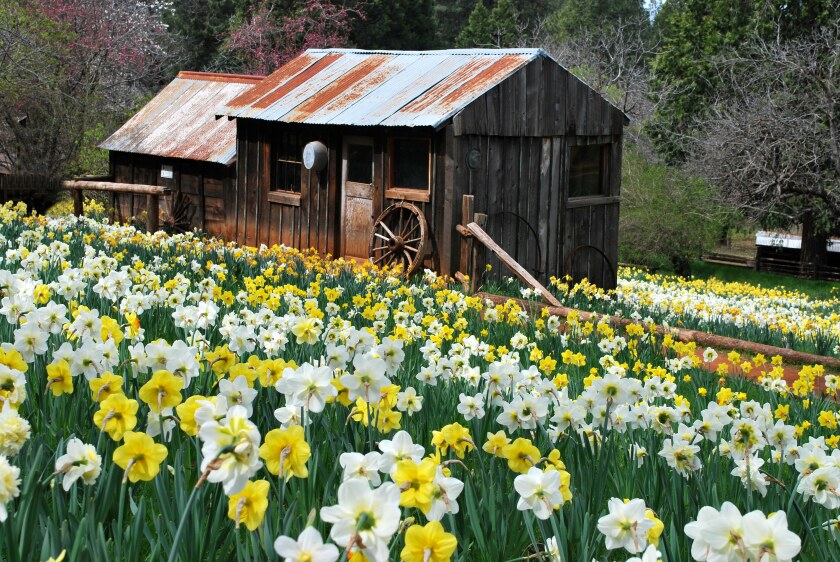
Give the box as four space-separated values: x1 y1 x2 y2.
368 202 429 277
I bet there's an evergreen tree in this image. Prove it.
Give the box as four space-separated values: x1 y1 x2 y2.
166 0 253 71
549 0 646 40
435 0 477 47
350 0 438 50
456 0 520 48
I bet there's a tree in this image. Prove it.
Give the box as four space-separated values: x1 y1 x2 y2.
685 21 840 277
648 0 838 162
456 0 521 48
222 0 364 76
350 0 437 50
165 0 252 71
0 0 172 177
549 0 647 41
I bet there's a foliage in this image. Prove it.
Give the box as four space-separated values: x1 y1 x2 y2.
455 0 521 48
222 0 364 75
647 0 838 163
548 0 647 41
0 0 173 178
350 0 438 50
164 0 252 71
618 144 726 276
683 20 840 274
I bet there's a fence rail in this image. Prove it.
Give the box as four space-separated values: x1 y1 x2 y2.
0 174 62 212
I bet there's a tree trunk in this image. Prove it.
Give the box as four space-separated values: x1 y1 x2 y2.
800 215 828 279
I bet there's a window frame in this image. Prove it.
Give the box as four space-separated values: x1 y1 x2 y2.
567 142 610 200
270 130 304 197
385 136 432 203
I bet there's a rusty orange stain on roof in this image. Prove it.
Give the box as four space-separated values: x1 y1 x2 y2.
101 72 264 165
283 55 393 121
251 53 343 110
221 49 546 127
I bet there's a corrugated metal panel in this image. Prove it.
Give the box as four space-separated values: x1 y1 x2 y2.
101 72 263 165
220 49 543 127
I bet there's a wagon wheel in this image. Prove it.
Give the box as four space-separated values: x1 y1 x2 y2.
369 202 428 276
163 191 195 233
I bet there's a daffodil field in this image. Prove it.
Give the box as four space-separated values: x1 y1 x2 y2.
1 201 840 562
548 270 840 359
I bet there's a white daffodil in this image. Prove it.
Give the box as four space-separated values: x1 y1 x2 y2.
514 467 564 520
339 451 382 486
731 454 768 497
198 405 262 495
597 497 655 553
456 393 485 421
741 510 801 562
697 501 745 560
54 438 102 491
396 386 423 415
0 454 20 522
274 526 339 562
217 375 258 416
275 363 337 414
320 480 401 562
427 467 464 521
377 430 425 475
341 354 389 403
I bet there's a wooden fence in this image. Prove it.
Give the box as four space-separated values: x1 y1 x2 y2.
0 174 62 212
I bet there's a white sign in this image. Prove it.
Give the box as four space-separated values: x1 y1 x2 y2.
161 165 174 179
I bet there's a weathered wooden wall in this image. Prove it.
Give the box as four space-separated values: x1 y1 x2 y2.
233 120 456 273
450 57 625 289
110 152 233 237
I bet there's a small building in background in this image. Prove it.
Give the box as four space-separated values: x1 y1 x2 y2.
100 71 262 238
220 48 627 288
755 231 840 280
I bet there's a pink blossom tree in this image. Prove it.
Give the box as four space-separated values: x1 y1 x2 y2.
224 0 364 76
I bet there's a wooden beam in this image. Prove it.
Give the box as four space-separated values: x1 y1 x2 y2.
467 221 563 307
63 180 171 196
478 291 840 370
469 213 487 294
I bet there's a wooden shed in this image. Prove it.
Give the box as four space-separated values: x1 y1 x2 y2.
99 71 263 238
221 48 626 288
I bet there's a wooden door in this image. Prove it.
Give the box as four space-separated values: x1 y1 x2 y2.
341 136 376 262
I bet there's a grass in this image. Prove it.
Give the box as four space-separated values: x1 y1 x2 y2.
690 260 840 301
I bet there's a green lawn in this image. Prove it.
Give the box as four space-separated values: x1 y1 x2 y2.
690 260 840 301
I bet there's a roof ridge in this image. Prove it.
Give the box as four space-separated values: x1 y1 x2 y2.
177 71 264 84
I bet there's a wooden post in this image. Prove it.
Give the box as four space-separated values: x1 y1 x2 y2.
459 195 474 286
147 194 159 232
470 213 487 294
73 189 83 217
467 220 562 307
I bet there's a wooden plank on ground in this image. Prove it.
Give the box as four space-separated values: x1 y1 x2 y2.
467 221 562 307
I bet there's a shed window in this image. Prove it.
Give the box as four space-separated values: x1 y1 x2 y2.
272 131 303 193
389 137 431 191
569 144 608 198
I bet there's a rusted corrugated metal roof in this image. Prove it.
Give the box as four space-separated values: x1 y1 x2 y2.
222 49 544 128
100 71 263 165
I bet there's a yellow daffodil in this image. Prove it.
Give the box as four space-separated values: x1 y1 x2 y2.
46 360 73 397
393 458 437 512
400 521 457 562
93 394 139 441
501 438 541 474
112 431 168 483
227 479 269 531
259 425 311 480
482 431 510 457
89 372 124 402
138 370 184 413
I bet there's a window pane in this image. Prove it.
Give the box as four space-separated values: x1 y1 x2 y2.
569 144 606 198
273 131 302 193
392 138 429 190
347 144 373 184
